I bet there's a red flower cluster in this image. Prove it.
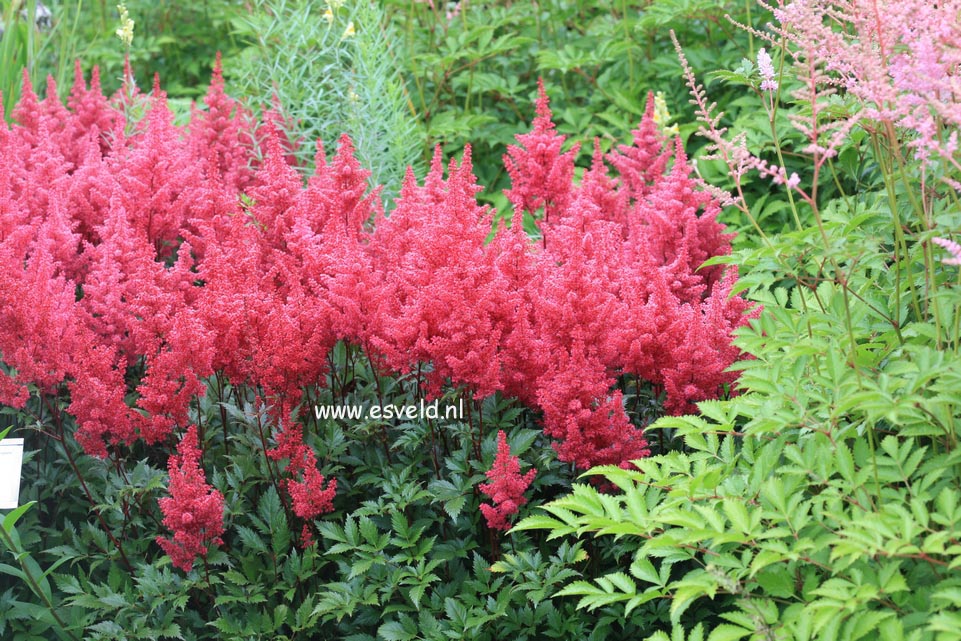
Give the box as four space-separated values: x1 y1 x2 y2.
0 61 756 557
156 426 225 572
267 421 336 520
479 431 537 531
503 79 580 232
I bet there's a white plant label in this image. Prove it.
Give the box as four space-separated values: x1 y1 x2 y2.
0 438 24 510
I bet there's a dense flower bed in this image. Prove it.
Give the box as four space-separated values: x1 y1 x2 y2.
0 61 754 570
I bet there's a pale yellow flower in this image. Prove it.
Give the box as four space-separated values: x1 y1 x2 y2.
341 21 355 39
323 7 333 23
652 91 680 136
116 2 135 47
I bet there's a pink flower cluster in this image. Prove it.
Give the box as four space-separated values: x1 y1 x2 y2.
933 237 961 266
156 426 225 572
766 0 961 166
0 61 755 564
479 431 536 531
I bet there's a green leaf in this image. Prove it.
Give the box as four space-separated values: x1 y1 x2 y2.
630 556 661 585
722 499 751 535
377 621 417 641
2 501 35 534
511 514 576 536
236 524 268 554
754 567 795 599
707 624 752 641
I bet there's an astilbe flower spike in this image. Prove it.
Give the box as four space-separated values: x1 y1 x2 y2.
268 421 337 521
156 425 226 572
479 431 537 531
757 47 778 92
607 91 670 200
366 145 508 399
0 60 754 478
503 78 580 233
187 52 256 192
933 237 961 266
747 0 961 173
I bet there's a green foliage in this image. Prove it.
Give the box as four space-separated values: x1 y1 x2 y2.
385 0 762 219
48 0 242 100
1 343 669 639
519 382 961 639
228 0 422 201
518 11 961 637
1 0 59 118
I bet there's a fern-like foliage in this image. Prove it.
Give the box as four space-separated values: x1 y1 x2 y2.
228 0 422 202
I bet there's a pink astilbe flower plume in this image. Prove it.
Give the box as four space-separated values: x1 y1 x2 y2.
757 47 778 92
760 0 961 169
479 431 537 531
156 426 226 572
933 237 961 266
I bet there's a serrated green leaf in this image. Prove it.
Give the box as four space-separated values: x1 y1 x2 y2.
707 624 752 641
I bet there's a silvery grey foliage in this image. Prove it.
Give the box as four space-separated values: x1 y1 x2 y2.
229 0 422 205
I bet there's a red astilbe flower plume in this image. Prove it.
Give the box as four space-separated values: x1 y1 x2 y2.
479 431 537 531
503 79 580 233
65 62 116 159
267 421 336 520
534 340 650 469
156 425 226 572
110 76 204 259
12 70 42 146
80 198 215 447
284 135 383 347
625 140 733 302
575 139 631 230
187 52 257 193
366 146 508 399
195 222 331 421
487 210 552 407
0 228 137 457
660 267 759 415
0 240 86 404
194 130 339 421
243 119 306 253
607 92 671 200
